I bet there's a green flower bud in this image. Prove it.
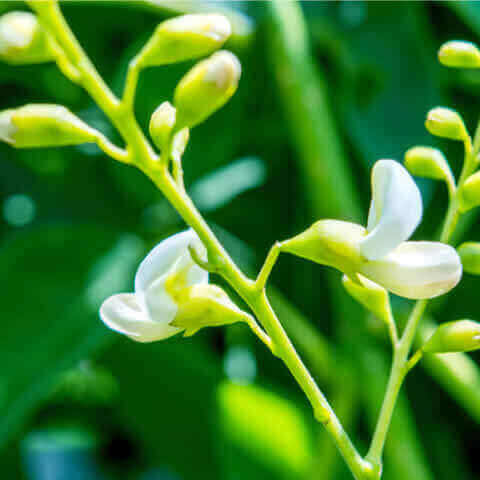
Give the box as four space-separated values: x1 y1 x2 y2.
171 284 247 337
342 274 392 325
438 41 480 69
171 127 190 162
174 50 241 129
281 220 366 277
458 171 480 212
149 101 176 151
0 11 54 65
457 242 480 275
422 319 480 353
138 14 231 67
0 104 97 148
404 146 454 184
425 107 468 141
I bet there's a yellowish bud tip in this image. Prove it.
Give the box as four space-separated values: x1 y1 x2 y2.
149 101 176 151
425 107 468 141
458 242 480 275
423 319 480 353
438 41 480 69
404 146 452 183
174 50 241 129
458 171 480 213
0 11 53 65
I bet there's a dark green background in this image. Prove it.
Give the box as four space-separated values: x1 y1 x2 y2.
1 1 479 479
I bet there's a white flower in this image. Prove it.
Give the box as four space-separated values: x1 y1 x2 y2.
358 159 462 299
100 229 208 342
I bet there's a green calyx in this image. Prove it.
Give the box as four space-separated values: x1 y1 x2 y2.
281 220 366 277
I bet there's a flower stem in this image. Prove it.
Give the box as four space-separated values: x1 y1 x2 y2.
32 2 372 478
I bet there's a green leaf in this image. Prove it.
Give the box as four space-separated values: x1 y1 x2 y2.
0 225 143 448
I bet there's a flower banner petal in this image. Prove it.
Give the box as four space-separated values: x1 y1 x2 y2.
361 160 422 260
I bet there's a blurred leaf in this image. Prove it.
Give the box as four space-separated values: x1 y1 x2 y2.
189 157 266 213
0 226 143 448
218 381 313 480
99 338 222 480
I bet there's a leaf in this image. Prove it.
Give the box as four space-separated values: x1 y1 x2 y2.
0 226 143 448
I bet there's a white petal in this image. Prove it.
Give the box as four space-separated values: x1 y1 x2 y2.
360 241 462 299
135 229 202 294
100 293 180 342
360 160 423 260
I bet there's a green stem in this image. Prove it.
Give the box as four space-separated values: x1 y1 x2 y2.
32 2 371 478
366 121 480 471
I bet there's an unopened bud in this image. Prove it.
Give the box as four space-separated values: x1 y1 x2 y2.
174 50 241 129
0 11 53 65
458 242 480 275
342 274 392 325
171 284 247 337
458 171 480 212
149 101 176 151
404 146 453 184
425 107 468 141
281 220 365 277
0 104 97 148
422 319 480 353
438 41 480 69
138 14 231 67
171 127 189 162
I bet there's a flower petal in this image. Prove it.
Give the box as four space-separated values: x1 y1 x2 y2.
361 160 423 260
360 241 462 299
100 293 180 342
135 229 203 294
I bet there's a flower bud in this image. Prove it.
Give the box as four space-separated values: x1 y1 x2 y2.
458 242 480 275
438 41 480 69
342 274 392 325
171 284 247 337
281 220 366 277
422 320 480 353
149 101 176 151
0 104 97 148
404 146 453 184
458 171 480 212
138 14 231 67
0 11 54 65
171 127 189 162
174 50 241 129
425 107 468 141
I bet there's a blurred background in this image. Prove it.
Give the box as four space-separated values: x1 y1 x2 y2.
1 1 480 479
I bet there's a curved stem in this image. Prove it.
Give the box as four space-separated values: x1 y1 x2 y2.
30 3 372 478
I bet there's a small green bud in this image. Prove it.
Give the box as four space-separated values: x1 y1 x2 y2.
281 220 366 277
425 107 468 141
171 284 247 337
174 50 241 129
171 127 190 162
458 242 480 275
149 101 176 151
138 14 231 67
458 171 480 212
422 319 480 353
404 146 454 184
342 274 392 325
438 41 480 69
0 104 97 148
0 11 54 65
